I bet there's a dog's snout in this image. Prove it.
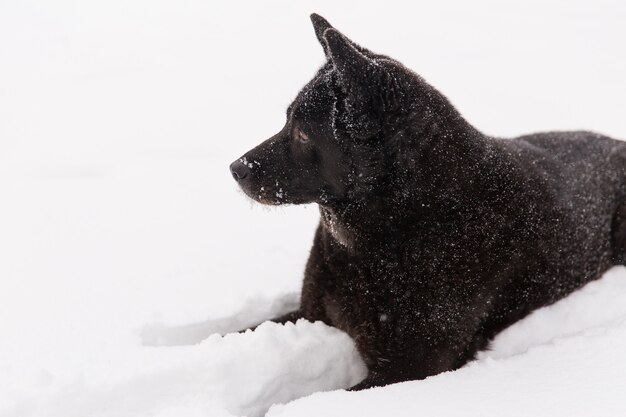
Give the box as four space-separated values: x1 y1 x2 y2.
230 159 251 181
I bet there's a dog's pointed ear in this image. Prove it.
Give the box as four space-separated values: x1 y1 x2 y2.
323 28 386 138
311 13 333 56
324 28 378 90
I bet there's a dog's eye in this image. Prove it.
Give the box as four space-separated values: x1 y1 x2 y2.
295 128 310 143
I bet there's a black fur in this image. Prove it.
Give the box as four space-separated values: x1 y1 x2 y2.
229 14 626 390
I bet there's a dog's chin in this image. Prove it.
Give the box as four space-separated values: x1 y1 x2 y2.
250 195 286 206
239 185 316 206
239 186 290 206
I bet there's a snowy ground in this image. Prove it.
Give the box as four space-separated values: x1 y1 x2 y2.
1 1 626 416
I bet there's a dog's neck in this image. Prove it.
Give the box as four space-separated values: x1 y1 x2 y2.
319 205 355 247
319 117 495 249
319 192 413 249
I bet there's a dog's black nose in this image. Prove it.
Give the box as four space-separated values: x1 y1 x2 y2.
230 159 250 181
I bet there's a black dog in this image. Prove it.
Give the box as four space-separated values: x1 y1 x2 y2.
230 14 626 390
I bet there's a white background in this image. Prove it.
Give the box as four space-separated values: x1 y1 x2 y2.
1 1 626 416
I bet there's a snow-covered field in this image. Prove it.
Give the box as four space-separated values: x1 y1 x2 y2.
1 1 626 416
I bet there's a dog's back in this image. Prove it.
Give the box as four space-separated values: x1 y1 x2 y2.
506 131 626 265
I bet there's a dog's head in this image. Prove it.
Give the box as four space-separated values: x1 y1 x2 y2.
230 14 440 206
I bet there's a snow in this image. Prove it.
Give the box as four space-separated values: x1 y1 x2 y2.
6 318 365 417
1 1 626 416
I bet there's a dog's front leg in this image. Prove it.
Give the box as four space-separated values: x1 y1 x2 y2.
238 310 305 333
347 371 390 391
347 339 472 391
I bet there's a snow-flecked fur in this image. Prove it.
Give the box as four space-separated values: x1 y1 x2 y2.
230 14 626 390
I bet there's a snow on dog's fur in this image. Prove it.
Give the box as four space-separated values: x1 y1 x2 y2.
230 14 626 390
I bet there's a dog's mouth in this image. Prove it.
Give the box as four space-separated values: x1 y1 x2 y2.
238 182 291 206
230 158 316 206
